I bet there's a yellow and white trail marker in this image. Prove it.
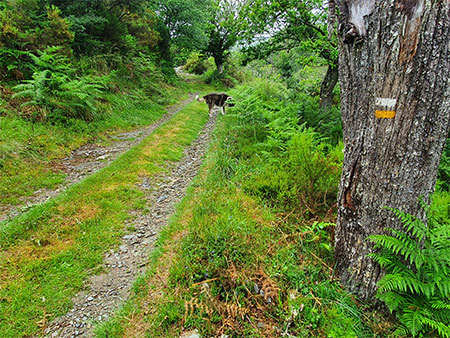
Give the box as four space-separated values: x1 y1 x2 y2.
375 97 396 118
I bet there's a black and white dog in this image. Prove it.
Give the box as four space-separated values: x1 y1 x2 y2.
196 93 234 117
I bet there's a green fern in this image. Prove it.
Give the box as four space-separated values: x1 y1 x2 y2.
12 47 104 122
368 208 450 337
12 70 52 122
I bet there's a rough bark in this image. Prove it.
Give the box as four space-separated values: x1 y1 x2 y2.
216 60 224 74
319 62 339 109
334 0 450 301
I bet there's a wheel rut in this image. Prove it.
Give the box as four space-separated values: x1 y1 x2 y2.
42 102 219 338
0 94 195 223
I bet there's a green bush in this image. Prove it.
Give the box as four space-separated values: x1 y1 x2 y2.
368 208 450 338
184 52 209 74
295 92 342 145
12 47 103 122
248 128 342 213
220 79 342 213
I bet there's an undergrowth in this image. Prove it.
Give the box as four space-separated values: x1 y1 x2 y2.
97 79 394 337
369 208 450 338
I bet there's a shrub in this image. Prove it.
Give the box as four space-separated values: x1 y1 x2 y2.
222 79 342 213
368 208 450 338
184 52 209 74
248 128 342 213
12 47 103 122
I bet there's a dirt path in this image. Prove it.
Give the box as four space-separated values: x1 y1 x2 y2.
0 95 195 223
42 103 219 337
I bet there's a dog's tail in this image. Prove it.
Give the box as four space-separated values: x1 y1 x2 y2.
195 95 205 102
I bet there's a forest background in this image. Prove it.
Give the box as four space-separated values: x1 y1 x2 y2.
0 0 449 337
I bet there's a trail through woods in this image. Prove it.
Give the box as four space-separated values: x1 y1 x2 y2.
39 97 219 337
0 95 195 223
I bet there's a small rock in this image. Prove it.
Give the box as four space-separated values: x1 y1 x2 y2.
180 330 201 338
87 296 94 302
119 245 128 252
123 234 134 240
157 195 167 203
257 322 265 328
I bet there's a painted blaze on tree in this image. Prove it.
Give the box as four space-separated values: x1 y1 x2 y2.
331 0 450 300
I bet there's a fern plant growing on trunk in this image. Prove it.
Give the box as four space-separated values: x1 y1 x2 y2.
368 208 450 338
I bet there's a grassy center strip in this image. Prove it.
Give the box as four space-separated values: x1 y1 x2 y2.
0 100 209 337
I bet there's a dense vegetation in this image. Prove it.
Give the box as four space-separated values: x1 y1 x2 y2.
1 0 449 337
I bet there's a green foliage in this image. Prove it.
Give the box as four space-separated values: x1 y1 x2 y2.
0 1 74 80
220 78 341 214
245 51 342 144
203 0 250 72
0 47 33 81
12 47 103 122
368 208 450 337
438 138 450 191
184 52 211 75
148 0 210 61
295 92 342 145
242 0 337 66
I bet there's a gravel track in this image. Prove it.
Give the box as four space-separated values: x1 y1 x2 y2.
41 101 219 337
0 94 195 223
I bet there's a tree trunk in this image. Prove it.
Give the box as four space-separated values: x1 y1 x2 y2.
334 0 450 301
319 62 339 110
214 54 224 74
216 62 224 74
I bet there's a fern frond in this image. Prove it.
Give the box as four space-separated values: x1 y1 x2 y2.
388 208 427 241
12 89 36 99
370 207 450 338
20 101 39 108
377 290 406 312
368 252 392 267
432 301 450 310
368 234 424 270
425 318 450 338
400 308 424 336
392 325 410 337
436 278 450 299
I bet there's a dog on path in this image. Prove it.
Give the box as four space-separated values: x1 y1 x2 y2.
196 93 234 117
